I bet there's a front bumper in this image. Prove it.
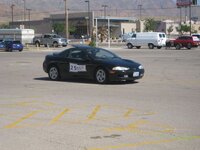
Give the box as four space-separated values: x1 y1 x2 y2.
108 69 144 81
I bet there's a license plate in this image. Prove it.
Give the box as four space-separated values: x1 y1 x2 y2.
133 72 139 77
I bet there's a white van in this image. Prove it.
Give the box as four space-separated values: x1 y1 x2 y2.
126 32 167 49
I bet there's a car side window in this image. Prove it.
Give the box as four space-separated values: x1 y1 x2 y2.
68 49 86 60
44 35 50 38
132 34 136 38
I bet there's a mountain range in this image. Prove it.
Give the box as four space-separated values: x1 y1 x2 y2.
0 0 199 23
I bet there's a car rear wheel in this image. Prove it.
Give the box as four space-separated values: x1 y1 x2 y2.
127 43 133 49
148 43 154 49
95 68 108 84
8 48 12 52
48 66 60 81
35 42 40 47
53 42 58 47
187 43 192 49
175 44 181 50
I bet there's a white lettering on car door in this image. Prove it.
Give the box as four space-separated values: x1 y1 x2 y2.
69 63 86 72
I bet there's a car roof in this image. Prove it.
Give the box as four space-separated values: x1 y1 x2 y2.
72 44 93 49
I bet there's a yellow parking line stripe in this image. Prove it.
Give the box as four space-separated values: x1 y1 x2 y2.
87 105 101 121
5 111 39 129
49 108 69 124
105 120 148 132
87 136 200 150
124 108 135 118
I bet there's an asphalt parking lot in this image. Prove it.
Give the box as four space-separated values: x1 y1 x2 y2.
0 46 200 150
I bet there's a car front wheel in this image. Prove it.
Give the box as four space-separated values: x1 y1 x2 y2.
127 43 133 49
95 68 108 84
187 43 192 49
48 66 60 80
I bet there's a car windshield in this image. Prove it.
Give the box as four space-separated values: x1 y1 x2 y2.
192 36 199 41
52 35 62 38
87 48 119 59
13 41 21 44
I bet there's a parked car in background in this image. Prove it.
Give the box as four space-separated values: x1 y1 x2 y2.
169 35 199 50
126 32 167 49
33 34 68 47
0 40 5 51
0 40 23 52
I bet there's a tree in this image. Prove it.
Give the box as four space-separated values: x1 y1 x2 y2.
68 25 76 34
98 26 108 42
0 23 10 29
167 25 173 35
144 18 156 32
176 24 191 34
52 23 65 34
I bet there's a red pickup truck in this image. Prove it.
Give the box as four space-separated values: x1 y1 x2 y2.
168 36 199 50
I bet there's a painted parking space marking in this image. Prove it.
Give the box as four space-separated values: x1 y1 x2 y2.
106 119 148 131
87 105 101 121
123 108 135 118
49 108 69 124
1 100 200 150
87 136 200 150
5 111 39 129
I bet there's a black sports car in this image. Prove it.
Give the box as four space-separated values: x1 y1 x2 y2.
43 45 144 83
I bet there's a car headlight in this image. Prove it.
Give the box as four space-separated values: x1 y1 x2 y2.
138 65 144 69
112 66 129 71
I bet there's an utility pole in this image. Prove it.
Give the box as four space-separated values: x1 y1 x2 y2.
85 0 91 38
26 8 31 28
23 0 26 21
189 3 192 35
11 4 15 23
64 0 68 39
138 4 142 20
102 4 108 19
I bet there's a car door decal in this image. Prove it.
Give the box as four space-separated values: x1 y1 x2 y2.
69 63 87 72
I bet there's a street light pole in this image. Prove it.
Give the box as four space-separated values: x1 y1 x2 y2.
85 0 91 38
26 8 31 28
11 4 15 23
23 0 26 21
64 0 68 39
138 4 142 20
102 5 108 19
189 3 192 35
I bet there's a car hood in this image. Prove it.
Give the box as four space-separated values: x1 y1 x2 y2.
95 57 141 69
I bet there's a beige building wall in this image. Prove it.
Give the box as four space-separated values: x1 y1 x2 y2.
120 22 137 34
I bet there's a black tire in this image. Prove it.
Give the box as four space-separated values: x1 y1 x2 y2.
35 42 40 47
127 43 133 49
8 48 12 52
53 42 58 47
175 44 181 50
95 68 108 84
187 43 192 49
136 46 141 49
157 46 162 49
48 65 60 81
148 43 154 49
